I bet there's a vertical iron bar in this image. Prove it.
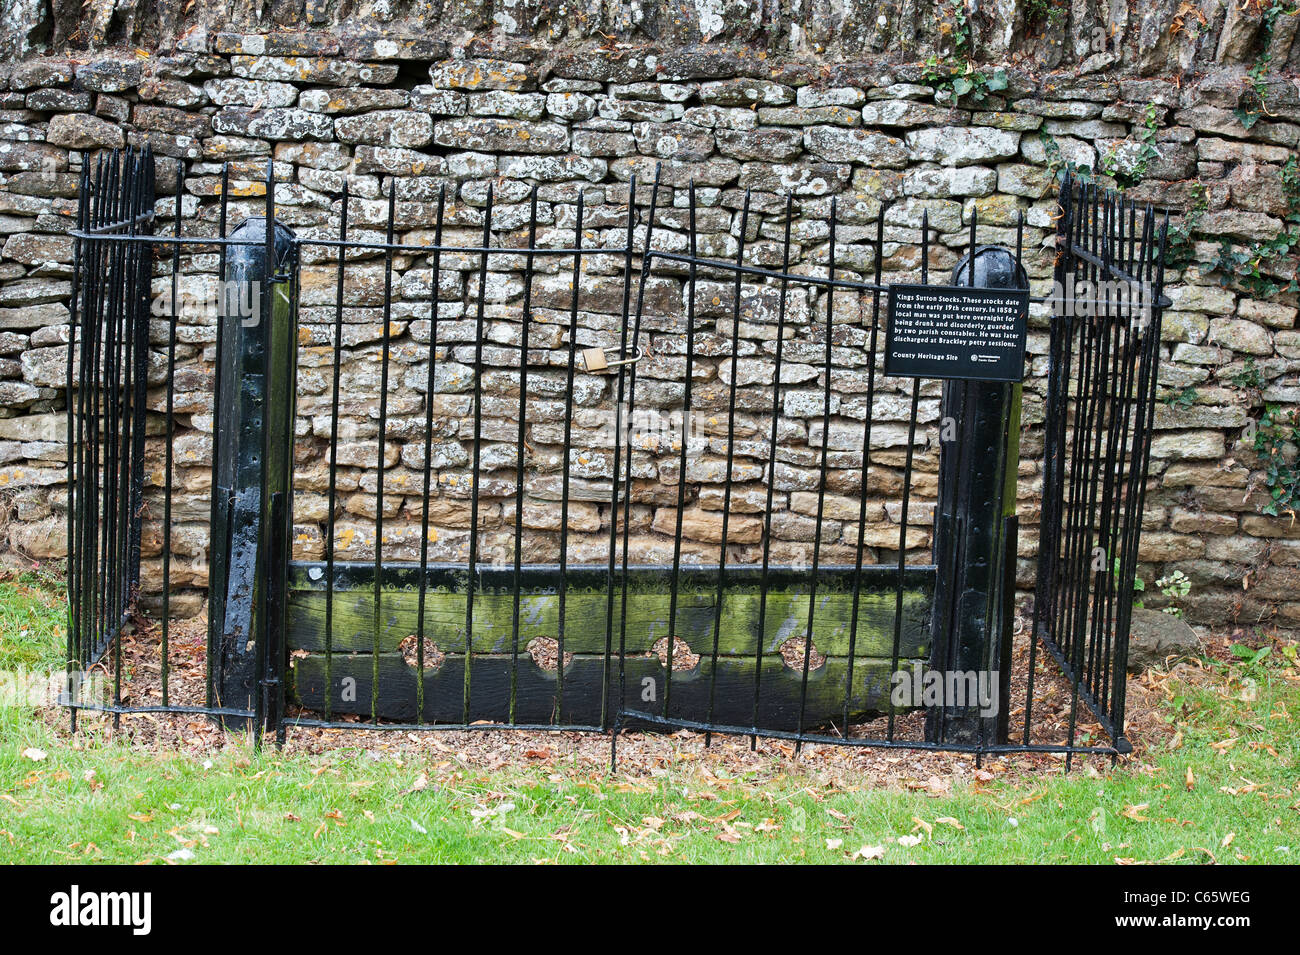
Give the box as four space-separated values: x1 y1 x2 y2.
666 183 697 717
207 161 231 709
1027 178 1071 744
616 167 660 732
65 162 88 728
509 187 538 723
751 195 793 746
105 150 123 729
371 187 396 724
706 190 751 740
605 172 638 745
1052 183 1092 669
161 157 182 706
889 210 928 742
1087 195 1122 699
79 156 104 679
796 196 837 745
1111 209 1168 744
1063 185 1104 768
464 186 493 723
415 185 445 723
323 182 349 723
557 191 583 720
844 205 886 731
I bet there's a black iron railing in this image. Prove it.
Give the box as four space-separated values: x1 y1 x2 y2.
66 151 152 716
65 147 1167 764
1031 173 1170 764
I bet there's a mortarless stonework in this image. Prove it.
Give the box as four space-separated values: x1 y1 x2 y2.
0 14 1298 634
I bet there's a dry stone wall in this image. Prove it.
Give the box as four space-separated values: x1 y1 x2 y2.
9 0 1300 77
0 28 1298 634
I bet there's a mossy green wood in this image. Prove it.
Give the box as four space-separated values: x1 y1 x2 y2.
291 651 903 727
283 562 934 658
284 561 933 728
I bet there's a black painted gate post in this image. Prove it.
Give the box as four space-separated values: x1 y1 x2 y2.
925 247 1027 747
210 212 297 733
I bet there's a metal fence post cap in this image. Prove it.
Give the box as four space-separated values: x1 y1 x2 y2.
951 246 1028 291
228 216 296 261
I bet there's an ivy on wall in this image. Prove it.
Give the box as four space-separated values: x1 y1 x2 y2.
1234 2 1300 130
1226 360 1299 521
1163 159 1297 297
1205 156 1300 297
921 1 1010 103
1100 104 1162 190
1163 184 1207 270
1251 405 1300 518
1023 0 1069 29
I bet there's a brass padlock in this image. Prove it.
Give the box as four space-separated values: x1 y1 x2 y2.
580 347 641 374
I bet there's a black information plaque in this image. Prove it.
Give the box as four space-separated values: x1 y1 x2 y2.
884 283 1030 383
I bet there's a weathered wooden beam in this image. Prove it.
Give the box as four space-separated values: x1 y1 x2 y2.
284 561 934 729
291 651 904 728
284 561 934 658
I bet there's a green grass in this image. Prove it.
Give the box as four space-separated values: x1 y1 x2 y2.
0 571 67 671
0 573 1297 864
